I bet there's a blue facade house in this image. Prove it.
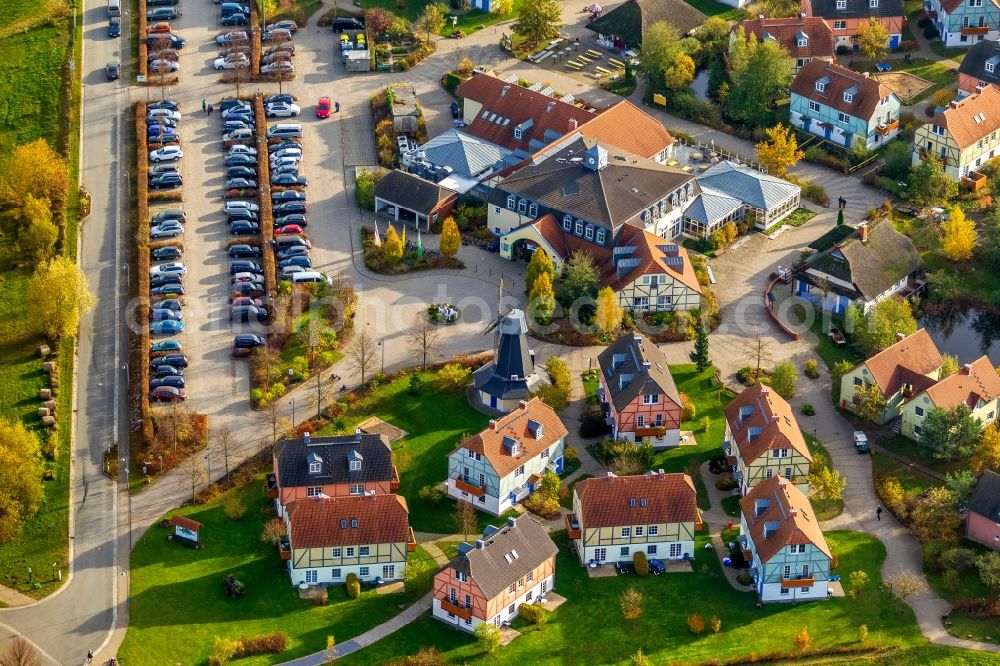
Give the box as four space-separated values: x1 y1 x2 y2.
789 60 901 149
926 0 1000 48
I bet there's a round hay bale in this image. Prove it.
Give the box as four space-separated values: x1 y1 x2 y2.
39 389 52 400
41 416 56 428
38 408 50 418
42 361 57 374
38 345 50 357
44 400 57 411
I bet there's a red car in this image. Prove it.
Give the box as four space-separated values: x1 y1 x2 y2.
316 96 331 119
147 21 172 35
275 224 304 235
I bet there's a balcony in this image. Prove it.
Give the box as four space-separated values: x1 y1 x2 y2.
407 527 417 553
962 25 990 35
278 540 291 560
781 576 815 588
962 170 988 192
564 514 582 540
454 476 486 496
634 426 666 438
876 119 898 136
439 598 473 619
917 148 952 167
265 473 279 499
390 465 400 492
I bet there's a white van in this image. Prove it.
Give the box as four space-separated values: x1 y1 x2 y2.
266 123 302 139
108 0 121 17
292 271 327 284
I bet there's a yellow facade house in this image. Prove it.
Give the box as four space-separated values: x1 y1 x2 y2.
912 85 1000 183
900 355 1000 439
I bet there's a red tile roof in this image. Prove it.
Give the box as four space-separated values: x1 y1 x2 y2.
740 476 831 563
741 16 836 60
286 495 410 549
864 329 943 397
459 398 568 478
790 59 894 120
577 100 674 161
456 73 596 152
941 0 1000 13
933 86 1000 150
723 384 812 465
925 355 1000 410
575 472 698 528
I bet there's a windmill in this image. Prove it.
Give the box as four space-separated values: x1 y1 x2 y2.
482 276 511 349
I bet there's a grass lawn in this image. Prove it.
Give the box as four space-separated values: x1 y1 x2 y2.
339 529 925 665
874 434 966 476
119 478 439 665
581 370 599 399
804 433 845 521
437 540 462 561
681 0 747 20
357 0 525 35
928 40 967 63
721 494 741 517
870 451 941 495
315 372 494 533
923 538 999 645
560 474 593 510
271 0 325 24
808 224 855 253
808 314 864 372
894 58 957 105
764 207 816 234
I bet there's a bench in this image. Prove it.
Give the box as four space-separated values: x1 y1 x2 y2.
595 66 613 75
565 61 583 70
608 57 625 67
586 49 602 58
534 50 553 63
577 54 593 63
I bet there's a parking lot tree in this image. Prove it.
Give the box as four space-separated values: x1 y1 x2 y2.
150 36 175 102
941 205 977 261
407 311 441 370
270 32 293 94
689 321 711 371
664 53 696 91
252 346 280 389
806 465 846 513
908 157 957 207
0 138 69 208
416 3 447 40
260 397 290 444
347 329 379 385
257 0 278 21
27 256 96 342
755 123 804 178
383 225 404 265
972 422 1000 474
19 194 58 262
594 286 623 340
528 271 556 324
453 499 477 541
213 426 234 479
856 18 889 62
726 32 791 128
0 419 43 543
439 216 460 257
512 0 562 47
848 298 917 355
919 403 982 459
179 455 208 505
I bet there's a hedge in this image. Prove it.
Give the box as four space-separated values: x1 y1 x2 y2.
138 0 148 77
252 93 277 298
517 602 549 625
250 3 261 77
135 101 152 445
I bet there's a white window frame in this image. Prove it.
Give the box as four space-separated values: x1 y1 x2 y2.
648 525 659 536
621 527 632 538
808 101 820 113
349 460 361 471
308 460 321 473
350 483 364 495
575 220 584 235
346 547 355 557
669 543 683 557
647 544 657 554
359 546 370 556
562 214 572 231
305 569 318 584
596 228 606 244
635 526 644 537
585 225 594 240
306 486 322 497
332 547 342 558
360 566 369 577
637 415 645 428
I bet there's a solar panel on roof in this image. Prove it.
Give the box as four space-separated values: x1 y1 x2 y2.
663 256 684 266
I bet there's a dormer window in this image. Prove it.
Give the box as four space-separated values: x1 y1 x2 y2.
575 220 584 235
513 127 523 140
585 225 594 240
307 452 322 474
596 228 606 244
562 214 572 231
517 198 527 214
747 426 762 442
350 460 361 471
797 38 807 47
988 61 996 74
629 498 637 507
348 449 363 471
869 0 877 6
351 519 358 528
843 92 853 103
506 194 516 210
836 0 846 7
972 0 984 6
528 203 538 217
815 81 826 92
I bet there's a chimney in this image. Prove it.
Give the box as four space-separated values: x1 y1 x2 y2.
896 332 906 342
546 101 556 112
568 117 578 131
475 539 484 549
501 84 510 96
642 361 651 370
789 508 798 517
950 99 961 109
761 386 769 395
658 468 665 477
303 431 310 444
507 516 516 528
606 471 616 480
863 71 869 79
519 400 528 410
962 363 972 372
759 13 765 18
859 222 869 243
489 419 497 430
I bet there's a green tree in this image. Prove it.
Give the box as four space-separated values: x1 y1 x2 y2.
689 321 711 371
525 248 554 295
945 469 977 502
19 194 58 262
856 17 889 62
637 21 682 86
910 487 962 543
491 0 514 13
908 158 958 207
594 286 623 339
556 250 599 304
941 206 977 261
919 404 983 459
972 422 1000 474
850 298 917 355
511 0 562 46
0 419 44 543
27 256 97 341
474 623 501 654
806 466 847 513
528 271 556 324
941 353 960 378
881 141 914 180
697 16 730 45
383 225 404 265
727 36 791 128
439 216 460 258
664 53 696 91
769 360 798 398
755 123 804 178
416 2 446 39
354 169 383 211
853 382 887 423
524 469 561 516
364 7 397 35
976 551 1000 593
848 570 870 598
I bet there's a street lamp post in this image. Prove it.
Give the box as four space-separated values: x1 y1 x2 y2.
120 457 132 552
290 397 295 425
378 338 385 374
205 453 211 485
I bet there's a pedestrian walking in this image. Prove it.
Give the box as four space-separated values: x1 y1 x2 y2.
876 506 883 521
208 104 213 116
202 98 206 112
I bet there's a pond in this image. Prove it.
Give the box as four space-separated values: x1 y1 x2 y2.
919 303 1000 365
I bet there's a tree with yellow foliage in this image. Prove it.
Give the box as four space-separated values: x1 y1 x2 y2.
28 256 96 341
383 226 403 265
755 124 804 178
20 194 58 262
972 422 1000 474
0 139 69 206
941 206 977 261
594 286 623 339
528 271 556 324
664 53 696 91
439 216 460 257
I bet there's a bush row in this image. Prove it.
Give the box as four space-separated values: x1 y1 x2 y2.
135 101 152 444
250 3 261 77
138 0 148 77
253 93 277 297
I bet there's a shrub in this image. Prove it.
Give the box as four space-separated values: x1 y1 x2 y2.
632 649 652 666
475 623 501 654
687 612 706 634
708 456 728 475
564 446 579 463
237 632 288 656
737 366 758 385
804 358 819 379
710 616 722 633
848 570 869 598
831 359 854 386
418 484 444 503
680 392 696 420
700 416 712 433
715 473 739 491
736 572 754 586
354 169 383 210
923 26 940 39
621 585 645 620
769 360 798 398
223 494 247 520
917 16 931 27
857 624 869 643
836 44 850 55
346 573 361 599
633 550 649 577
794 627 812 652
940 547 977 573
517 602 549 625
209 637 240 666
801 404 815 416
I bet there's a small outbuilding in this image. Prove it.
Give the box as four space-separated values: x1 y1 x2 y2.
373 170 458 232
343 48 370 72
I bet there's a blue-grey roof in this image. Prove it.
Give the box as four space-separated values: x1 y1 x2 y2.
682 186 743 225
696 162 800 211
473 309 541 401
417 129 512 179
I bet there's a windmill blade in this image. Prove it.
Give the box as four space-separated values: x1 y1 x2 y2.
483 317 501 336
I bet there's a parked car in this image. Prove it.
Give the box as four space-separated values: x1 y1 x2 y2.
231 305 268 322
147 21 173 35
150 386 187 402
150 261 187 278
232 297 264 308
151 246 181 261
105 61 121 80
225 200 260 213
220 13 248 26
151 282 184 296
150 376 186 390
220 97 251 111
225 153 256 167
233 333 265 349
279 255 312 269
150 320 185 335
149 59 180 72
147 122 177 135
148 48 180 62
281 265 306 277
147 108 182 122
228 144 256 157
109 16 122 37
272 189 305 202
222 108 253 122
275 224 304 235
226 209 259 224
149 133 181 146
265 20 298 33
226 166 257 180
146 7 180 19
230 282 264 298
270 164 300 178
265 102 300 118
148 100 180 111
225 178 257 190
151 298 182 312
277 245 309 260
232 271 263 284
270 146 303 161
152 209 186 224
330 16 363 32
150 223 182 239
316 96 331 118
273 200 306 215
149 145 183 162
268 140 301 154
151 354 189 368
222 121 253 136
263 44 295 58
151 339 182 353
275 213 307 227
219 45 251 58
214 54 250 70
222 128 253 142
146 33 186 48
271 173 308 187
229 220 260 235
228 244 261 258
150 173 183 189
262 28 293 42
230 260 262 275
149 164 179 178
216 31 248 46
260 61 294 75
150 308 182 322
275 235 310 248
146 0 180 6
150 274 184 288
219 2 250 16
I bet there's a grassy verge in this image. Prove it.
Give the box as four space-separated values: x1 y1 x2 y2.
681 0 747 20
804 433 845 521
436 540 461 561
809 314 864 371
720 494 741 517
271 0 325 24
870 451 941 495
559 474 593 510
808 224 854 253
923 537 998 644
357 0 525 35
119 475 438 664
764 207 816 234
339 529 924 665
874 434 965 477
